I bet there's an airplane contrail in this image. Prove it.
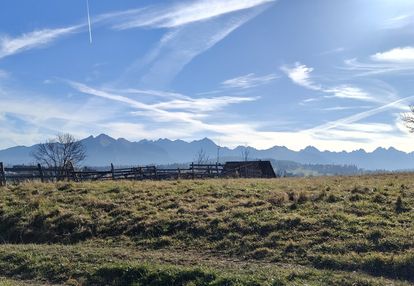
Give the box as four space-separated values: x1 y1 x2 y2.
86 0 93 43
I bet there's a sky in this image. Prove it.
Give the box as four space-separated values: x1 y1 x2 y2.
1 0 414 152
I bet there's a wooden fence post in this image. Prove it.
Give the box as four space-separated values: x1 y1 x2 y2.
37 164 44 183
111 163 115 180
191 163 195 179
0 162 6 186
67 161 76 182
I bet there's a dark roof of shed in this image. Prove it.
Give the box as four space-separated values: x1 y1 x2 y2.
222 160 276 178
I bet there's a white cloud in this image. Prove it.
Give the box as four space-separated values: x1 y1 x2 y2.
325 86 373 101
342 47 414 77
0 1 275 87
312 96 414 132
344 58 414 76
4 2 414 152
135 7 268 87
382 14 414 29
65 82 414 153
112 0 275 87
210 121 414 153
0 86 126 148
281 62 321 90
69 81 257 122
111 0 275 30
221 73 278 89
321 106 371 111
371 46 414 63
2 81 414 153
0 1 274 62
152 96 257 112
0 26 81 59
110 88 189 100
282 62 378 103
310 123 398 144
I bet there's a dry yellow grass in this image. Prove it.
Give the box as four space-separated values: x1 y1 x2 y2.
0 174 413 285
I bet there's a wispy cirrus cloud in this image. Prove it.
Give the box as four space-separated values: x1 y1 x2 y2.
221 73 278 89
107 88 189 100
111 0 275 30
310 122 400 144
382 14 414 29
344 58 414 76
1 80 413 153
136 5 271 87
0 26 82 60
0 84 124 148
281 62 414 144
324 86 373 101
112 0 276 87
0 0 276 87
311 95 414 132
321 106 371 111
304 95 414 150
69 81 257 120
343 47 414 76
152 96 257 112
66 81 274 147
281 62 378 103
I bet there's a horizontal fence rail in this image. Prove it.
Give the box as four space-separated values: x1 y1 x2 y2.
0 161 276 185
0 162 227 185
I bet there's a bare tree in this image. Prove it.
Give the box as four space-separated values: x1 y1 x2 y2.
32 133 86 170
195 148 209 164
402 105 414 132
241 146 250 162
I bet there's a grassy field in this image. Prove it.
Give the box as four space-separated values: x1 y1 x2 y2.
0 174 413 285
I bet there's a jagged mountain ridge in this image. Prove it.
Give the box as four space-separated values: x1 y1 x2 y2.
0 134 413 170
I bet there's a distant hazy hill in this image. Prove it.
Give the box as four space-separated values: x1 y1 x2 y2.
0 134 413 171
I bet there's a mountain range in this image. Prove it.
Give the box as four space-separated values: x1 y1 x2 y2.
0 134 413 171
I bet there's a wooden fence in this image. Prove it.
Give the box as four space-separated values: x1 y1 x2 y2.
0 162 224 185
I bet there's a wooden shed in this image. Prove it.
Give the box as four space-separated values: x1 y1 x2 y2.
222 161 276 178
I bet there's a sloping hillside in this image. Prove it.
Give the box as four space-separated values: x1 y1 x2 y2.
0 175 413 285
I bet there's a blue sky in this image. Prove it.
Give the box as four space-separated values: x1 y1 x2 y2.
1 0 414 151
